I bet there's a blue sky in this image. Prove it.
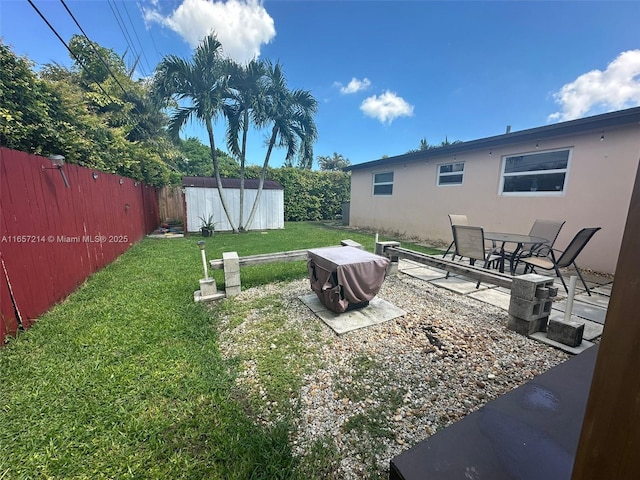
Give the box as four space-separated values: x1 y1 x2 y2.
2 1 640 168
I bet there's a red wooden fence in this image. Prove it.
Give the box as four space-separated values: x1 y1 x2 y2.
0 148 159 343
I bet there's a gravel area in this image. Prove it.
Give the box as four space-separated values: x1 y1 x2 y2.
217 272 570 479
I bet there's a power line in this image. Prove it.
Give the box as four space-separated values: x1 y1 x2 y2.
59 0 134 101
107 0 148 77
26 0 119 108
121 0 153 75
137 0 163 63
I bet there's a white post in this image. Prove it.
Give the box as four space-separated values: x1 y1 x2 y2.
564 275 577 322
198 241 209 280
375 233 379 244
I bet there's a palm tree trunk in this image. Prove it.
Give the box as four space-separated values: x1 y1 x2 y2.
206 117 238 233
238 110 249 232
245 126 277 230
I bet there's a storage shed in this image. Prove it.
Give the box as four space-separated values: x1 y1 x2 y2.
182 176 284 232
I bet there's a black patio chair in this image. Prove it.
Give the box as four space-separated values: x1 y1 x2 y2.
505 219 566 266
519 227 601 295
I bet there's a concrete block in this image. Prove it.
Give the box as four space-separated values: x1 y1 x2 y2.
199 278 217 296
222 251 240 273
387 261 399 276
224 270 241 288
548 286 559 298
547 318 585 347
375 241 401 257
225 285 241 296
535 287 549 299
512 274 555 300
508 297 552 321
222 251 242 296
507 315 548 336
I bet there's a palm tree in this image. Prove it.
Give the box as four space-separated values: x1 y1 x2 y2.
224 59 267 231
153 34 238 232
244 61 318 230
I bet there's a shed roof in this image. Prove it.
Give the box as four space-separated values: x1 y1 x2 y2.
182 176 283 190
345 106 640 172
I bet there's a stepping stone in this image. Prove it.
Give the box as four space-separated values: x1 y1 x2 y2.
299 294 406 335
468 288 511 311
552 300 607 325
529 332 595 355
549 312 603 341
401 266 448 281
573 292 609 309
430 276 493 294
591 284 613 296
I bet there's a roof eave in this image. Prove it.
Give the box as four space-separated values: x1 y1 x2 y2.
345 106 640 172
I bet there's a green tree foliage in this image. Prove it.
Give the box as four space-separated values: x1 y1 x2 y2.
0 40 176 185
154 34 239 230
269 169 350 221
317 152 351 171
176 137 239 177
408 137 464 153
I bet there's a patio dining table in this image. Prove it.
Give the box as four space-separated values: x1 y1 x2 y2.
484 232 548 274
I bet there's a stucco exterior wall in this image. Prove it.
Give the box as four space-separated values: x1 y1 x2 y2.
349 125 640 274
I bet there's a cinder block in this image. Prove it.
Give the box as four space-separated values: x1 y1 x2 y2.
508 297 550 321
375 241 401 257
222 251 240 273
548 286 559 298
224 270 241 289
507 315 548 336
535 287 550 299
199 278 217 296
512 274 555 300
547 318 584 347
225 285 241 296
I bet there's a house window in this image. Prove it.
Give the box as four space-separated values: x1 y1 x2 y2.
373 171 393 195
438 162 464 186
500 149 571 195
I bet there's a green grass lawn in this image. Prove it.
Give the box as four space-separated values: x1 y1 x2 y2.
0 222 441 479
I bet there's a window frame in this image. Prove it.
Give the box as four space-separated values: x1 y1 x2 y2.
437 161 465 186
372 171 394 196
499 148 572 196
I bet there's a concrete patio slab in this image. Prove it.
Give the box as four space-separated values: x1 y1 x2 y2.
467 288 511 311
529 332 595 355
299 294 406 335
401 265 448 282
398 259 424 270
552 299 607 325
430 276 494 294
548 311 604 341
591 284 613 296
573 292 610 309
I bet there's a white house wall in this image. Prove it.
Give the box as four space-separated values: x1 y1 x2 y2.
349 124 640 274
185 187 284 232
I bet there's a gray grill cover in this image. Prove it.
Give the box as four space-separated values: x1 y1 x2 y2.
307 246 389 313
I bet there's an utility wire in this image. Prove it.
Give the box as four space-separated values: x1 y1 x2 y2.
121 0 153 75
137 0 163 63
107 0 147 77
26 0 119 108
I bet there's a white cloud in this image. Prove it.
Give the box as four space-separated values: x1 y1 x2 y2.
548 50 640 122
335 77 371 94
360 91 414 124
143 0 275 64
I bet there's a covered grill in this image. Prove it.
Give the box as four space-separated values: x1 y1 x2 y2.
307 246 389 313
